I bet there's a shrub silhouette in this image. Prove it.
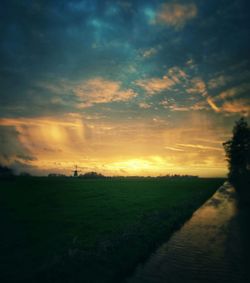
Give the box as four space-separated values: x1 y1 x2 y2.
0 165 13 177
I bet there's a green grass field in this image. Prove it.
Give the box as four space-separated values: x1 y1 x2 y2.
0 177 224 283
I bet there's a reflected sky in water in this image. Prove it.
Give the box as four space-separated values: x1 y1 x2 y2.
127 183 248 283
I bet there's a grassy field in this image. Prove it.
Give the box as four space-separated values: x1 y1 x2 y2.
0 177 223 283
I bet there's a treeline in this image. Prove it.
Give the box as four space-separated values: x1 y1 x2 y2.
108 174 199 180
0 166 13 177
0 167 199 179
0 166 32 177
49 172 199 179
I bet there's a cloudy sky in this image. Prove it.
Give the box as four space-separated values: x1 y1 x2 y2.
0 0 250 176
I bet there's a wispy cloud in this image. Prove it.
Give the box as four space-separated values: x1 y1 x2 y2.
186 78 207 96
155 3 197 29
215 83 250 100
169 105 190 112
164 146 184 152
208 75 230 89
136 75 174 95
221 99 250 115
137 67 249 116
205 82 250 115
206 97 220 113
177 143 222 151
0 112 228 177
168 66 188 83
136 66 188 95
142 47 158 58
138 102 151 109
74 78 137 108
206 97 250 116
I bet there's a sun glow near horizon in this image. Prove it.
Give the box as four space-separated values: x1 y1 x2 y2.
0 114 228 177
1 0 249 177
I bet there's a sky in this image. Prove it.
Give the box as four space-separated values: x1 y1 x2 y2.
0 0 250 177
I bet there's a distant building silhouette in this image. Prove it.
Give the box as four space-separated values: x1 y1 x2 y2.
72 165 81 177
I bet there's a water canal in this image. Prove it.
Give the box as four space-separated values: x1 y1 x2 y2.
127 182 249 283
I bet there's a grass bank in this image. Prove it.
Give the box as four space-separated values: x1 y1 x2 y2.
0 177 223 282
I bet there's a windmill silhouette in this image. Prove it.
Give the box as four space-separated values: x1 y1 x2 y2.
72 165 81 177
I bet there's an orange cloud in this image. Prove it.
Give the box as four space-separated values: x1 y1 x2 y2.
155 3 197 28
206 96 250 116
0 115 88 162
168 66 188 83
207 97 220 113
136 66 188 95
138 102 151 109
136 76 174 94
216 83 250 100
187 78 207 96
75 78 136 107
221 99 250 115
0 112 229 177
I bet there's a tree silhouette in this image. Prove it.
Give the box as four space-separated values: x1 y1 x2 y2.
223 117 250 190
0 165 13 177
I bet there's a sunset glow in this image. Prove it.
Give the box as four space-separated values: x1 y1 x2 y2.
0 1 249 176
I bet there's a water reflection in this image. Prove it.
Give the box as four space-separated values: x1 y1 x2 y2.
127 182 248 283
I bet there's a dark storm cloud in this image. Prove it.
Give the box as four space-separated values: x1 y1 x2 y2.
0 126 35 165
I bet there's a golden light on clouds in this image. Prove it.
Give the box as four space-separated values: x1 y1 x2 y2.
75 77 137 108
1 0 250 180
0 112 229 177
